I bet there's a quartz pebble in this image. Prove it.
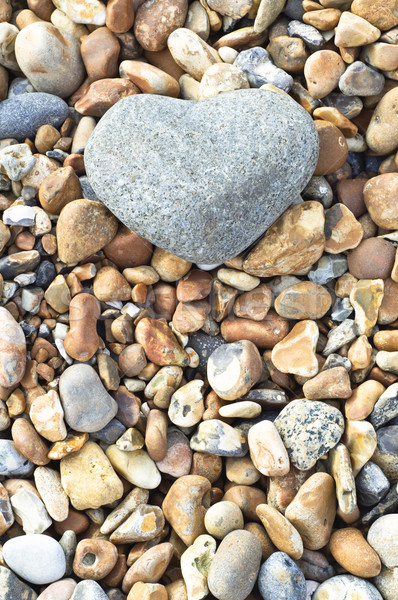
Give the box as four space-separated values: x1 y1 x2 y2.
3 534 66 584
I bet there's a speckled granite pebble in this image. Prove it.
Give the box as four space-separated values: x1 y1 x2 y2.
0 93 69 141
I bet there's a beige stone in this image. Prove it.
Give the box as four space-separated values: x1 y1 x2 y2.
271 319 319 377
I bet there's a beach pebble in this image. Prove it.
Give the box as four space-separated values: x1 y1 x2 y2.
3 534 66 584
248 420 289 476
313 575 383 599
0 306 26 387
207 340 262 400
364 174 398 229
330 527 381 578
234 47 293 92
205 501 244 539
70 580 109 600
106 446 161 489
339 61 385 96
368 514 398 568
271 319 319 377
190 419 246 457
52 0 106 25
258 552 306 600
181 534 216 600
348 238 396 279
304 50 346 99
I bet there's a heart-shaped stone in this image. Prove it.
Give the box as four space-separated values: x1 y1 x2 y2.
85 88 318 263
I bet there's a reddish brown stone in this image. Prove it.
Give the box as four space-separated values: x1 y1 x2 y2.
347 237 396 279
103 224 152 268
75 78 140 117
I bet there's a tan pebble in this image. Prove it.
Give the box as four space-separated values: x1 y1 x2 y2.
378 277 398 323
44 274 70 313
184 0 210 41
73 538 118 580
52 0 106 25
48 431 89 460
81 27 120 82
350 278 384 336
213 25 267 50
204 501 243 539
344 420 378 477
304 50 346 99
64 293 100 362
191 451 222 483
376 350 398 373
179 72 201 100
106 0 135 33
151 247 191 282
362 42 398 71
314 120 348 175
106 446 161 489
30 390 67 442
314 106 358 139
93 266 131 302
248 420 289 476
367 88 398 154
243 201 325 277
285 472 336 550
303 7 341 29
122 542 173 594
223 485 267 521
330 527 381 577
219 400 261 418
119 344 147 377
303 366 352 400
127 582 168 600
165 580 188 600
216 267 259 291
225 454 260 485
211 279 237 322
335 11 381 47
271 319 319 378
145 409 168 462
233 283 272 321
329 443 360 523
134 0 187 52
348 334 373 370
34 466 69 522
120 59 180 97
345 379 385 420
256 503 303 559
275 281 331 319
364 173 398 230
375 330 398 351
50 8 89 37
199 62 249 99
172 300 211 334
167 27 221 81
34 124 60 154
135 318 188 367
267 35 308 73
11 418 50 465
21 154 59 190
168 379 204 427
351 0 398 31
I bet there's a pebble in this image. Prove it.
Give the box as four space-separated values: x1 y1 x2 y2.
34 466 69 522
335 11 381 47
275 399 344 470
135 318 189 366
70 580 109 600
356 461 390 507
134 0 187 52
84 89 318 264
122 542 173 593
156 426 192 477
73 539 118 580
313 575 383 599
339 61 385 96
364 173 398 229
267 35 308 74
234 47 293 92
287 19 325 50
190 419 246 456
258 552 306 600
3 534 66 584
350 278 384 336
106 446 161 489
370 382 398 429
348 238 396 279
0 93 69 141
368 514 398 568
0 306 26 387
204 501 244 539
330 527 381 578
329 442 360 522
248 420 289 476
367 87 398 154
304 50 346 99
271 319 319 377
219 400 261 418
207 529 262 600
180 534 216 600
345 379 385 420
60 441 123 510
0 565 38 600
274 281 331 319
207 340 262 400
324 203 363 253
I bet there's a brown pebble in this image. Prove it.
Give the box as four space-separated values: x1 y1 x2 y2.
221 311 289 348
119 344 147 377
233 283 272 321
347 237 396 279
345 379 385 420
134 0 188 52
266 36 308 73
363 173 398 230
11 418 50 465
64 293 101 362
172 300 211 334
303 366 352 400
34 124 60 154
336 178 367 217
73 538 118 580
329 527 381 577
176 269 213 302
314 120 349 176
75 78 140 117
103 224 152 268
81 27 120 82
275 281 331 320
106 0 135 33
93 266 131 302
304 50 346 99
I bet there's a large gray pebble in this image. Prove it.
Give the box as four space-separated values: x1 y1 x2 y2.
59 364 118 433
313 575 383 599
70 580 109 600
208 529 262 600
3 534 66 585
85 88 318 263
258 552 306 600
15 23 85 98
0 565 37 600
0 93 69 141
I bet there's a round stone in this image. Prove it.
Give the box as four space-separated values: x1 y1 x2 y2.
204 501 244 539
364 173 398 230
207 340 262 400
366 87 398 154
3 534 66 584
348 238 396 279
274 281 331 320
368 514 398 568
258 552 306 600
84 88 318 264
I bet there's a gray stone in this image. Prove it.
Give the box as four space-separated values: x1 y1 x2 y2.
91 419 126 444
208 529 262 600
370 383 398 429
274 399 344 470
284 0 305 20
8 77 36 98
339 61 385 97
187 331 225 374
321 353 352 372
297 549 335 583
59 364 118 433
313 575 383 600
302 176 333 209
234 47 293 92
0 93 69 141
258 552 306 600
70 580 109 600
362 486 398 527
308 254 348 285
322 93 363 119
3 205 36 225
287 20 325 51
59 530 76 577
3 534 66 585
374 565 398 600
85 89 318 263
190 419 247 457
331 297 353 321
356 461 390 507
322 319 358 356
0 566 37 600
0 439 34 477
79 176 98 200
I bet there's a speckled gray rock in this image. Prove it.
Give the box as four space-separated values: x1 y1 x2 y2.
0 440 34 477
356 462 390 507
208 529 262 600
59 364 118 433
85 89 318 263
313 575 383 599
322 319 358 356
3 535 66 585
0 93 69 141
258 552 306 600
287 20 325 50
370 383 398 429
339 61 385 97
70 580 109 600
234 48 293 91
0 566 37 600
274 399 344 470
190 419 247 457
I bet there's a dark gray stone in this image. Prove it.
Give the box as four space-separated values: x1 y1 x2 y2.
234 47 293 91
258 552 306 600
0 93 69 141
274 399 344 470
85 89 318 264
339 61 385 97
370 383 398 429
243 387 288 409
107 591 126 600
297 549 335 583
79 176 98 200
313 575 383 599
302 176 333 209
287 20 325 50
322 93 363 119
0 250 40 279
308 254 348 285
70 580 109 600
0 566 37 600
356 461 390 507
208 530 262 600
188 331 225 374
91 419 126 444
362 484 398 526
59 364 118 433
284 0 305 20
0 440 34 477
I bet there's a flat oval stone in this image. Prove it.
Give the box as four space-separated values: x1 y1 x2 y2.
3 534 66 584
0 93 69 141
59 364 118 432
258 552 306 600
0 306 26 387
105 446 161 489
85 88 318 263
275 399 344 470
313 574 383 599
275 281 331 319
207 529 262 600
330 527 381 578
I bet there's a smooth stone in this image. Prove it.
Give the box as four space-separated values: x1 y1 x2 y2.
109 503 164 544
0 566 37 600
0 93 69 141
329 443 359 523
3 534 66 584
156 426 192 477
70 580 108 600
308 254 348 285
207 530 262 600
10 488 52 534
258 552 306 600
234 47 293 92
0 306 26 387
370 382 398 429
59 364 118 433
297 549 334 584
313 575 383 599
356 462 390 506
368 514 398 568
204 501 244 539
60 441 123 510
207 340 262 400
181 534 216 600
364 173 398 229
190 419 247 457
339 61 385 96
37 579 77 600
248 420 289 476
0 439 33 477
34 466 69 522
351 0 398 31
275 399 344 470
271 319 319 378
367 88 398 154
274 281 331 320
105 446 161 489
85 88 318 264
374 565 398 600
122 542 173 593
287 20 325 50
329 528 381 578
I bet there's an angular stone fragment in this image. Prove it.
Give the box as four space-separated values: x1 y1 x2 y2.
350 279 384 337
271 319 319 378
